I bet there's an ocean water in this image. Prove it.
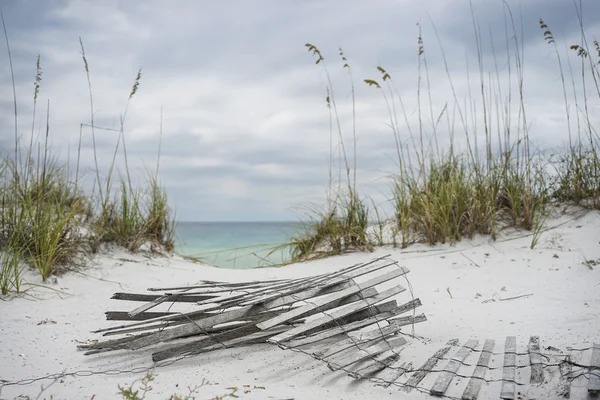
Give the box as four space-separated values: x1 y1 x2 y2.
174 221 303 269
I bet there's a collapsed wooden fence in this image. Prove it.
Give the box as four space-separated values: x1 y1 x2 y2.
80 255 426 375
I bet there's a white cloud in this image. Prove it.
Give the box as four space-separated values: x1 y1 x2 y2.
1 0 599 220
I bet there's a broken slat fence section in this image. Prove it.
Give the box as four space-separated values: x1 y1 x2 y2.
402 340 457 392
82 255 425 380
430 339 478 397
376 360 413 388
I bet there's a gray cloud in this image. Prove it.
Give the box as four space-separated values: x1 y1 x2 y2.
1 0 599 221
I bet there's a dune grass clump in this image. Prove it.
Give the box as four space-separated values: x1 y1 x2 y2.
286 45 373 261
94 174 176 253
0 30 176 292
289 192 371 261
291 4 598 260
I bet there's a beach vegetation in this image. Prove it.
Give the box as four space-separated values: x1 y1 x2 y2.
287 3 599 261
0 23 176 292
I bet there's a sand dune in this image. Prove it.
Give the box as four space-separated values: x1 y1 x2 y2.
1 208 599 400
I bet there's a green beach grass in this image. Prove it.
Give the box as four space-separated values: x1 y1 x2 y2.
287 6 599 261
0 23 175 294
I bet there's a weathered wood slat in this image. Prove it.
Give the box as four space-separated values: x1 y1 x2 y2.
105 311 177 321
589 343 600 394
461 339 495 400
347 340 408 378
430 339 479 397
267 285 405 344
317 313 427 359
284 298 421 349
111 292 216 302
402 342 455 392
128 294 185 317
500 336 517 400
528 336 543 384
148 278 290 291
326 337 407 371
557 354 572 398
376 361 413 388
258 268 407 330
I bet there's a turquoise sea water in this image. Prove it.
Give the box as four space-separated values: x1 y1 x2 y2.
174 221 303 269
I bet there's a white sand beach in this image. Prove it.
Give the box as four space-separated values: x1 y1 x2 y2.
1 207 599 400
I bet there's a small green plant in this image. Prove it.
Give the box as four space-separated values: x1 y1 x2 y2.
118 370 154 400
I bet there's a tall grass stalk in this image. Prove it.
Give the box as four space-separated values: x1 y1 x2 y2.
0 34 176 289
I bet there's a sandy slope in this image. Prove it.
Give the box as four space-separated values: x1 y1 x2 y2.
1 207 599 400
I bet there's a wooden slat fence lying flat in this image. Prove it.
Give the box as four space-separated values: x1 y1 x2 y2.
429 339 479 397
401 340 457 393
82 254 426 383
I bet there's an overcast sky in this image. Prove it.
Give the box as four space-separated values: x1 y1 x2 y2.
1 0 599 221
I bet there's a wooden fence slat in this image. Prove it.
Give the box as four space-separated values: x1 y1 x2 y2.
430 339 479 397
461 339 495 400
111 292 216 302
127 294 182 317
376 361 413 388
105 311 176 321
528 336 544 384
589 343 600 394
557 354 572 398
257 268 407 330
402 341 456 392
500 336 517 400
326 337 407 371
267 285 405 343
